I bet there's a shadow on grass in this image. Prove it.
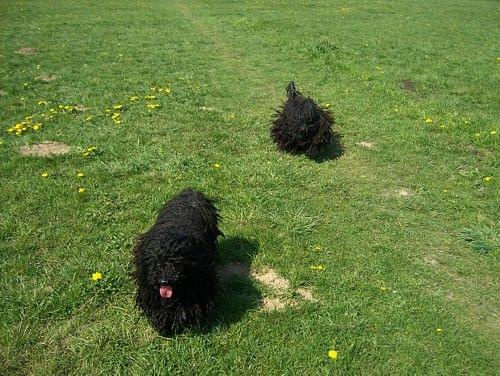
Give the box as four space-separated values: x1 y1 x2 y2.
311 131 344 163
198 236 261 333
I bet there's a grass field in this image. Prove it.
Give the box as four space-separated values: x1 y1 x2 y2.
1 1 499 375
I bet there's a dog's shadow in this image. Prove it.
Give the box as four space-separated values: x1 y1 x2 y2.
311 131 344 163
199 236 261 333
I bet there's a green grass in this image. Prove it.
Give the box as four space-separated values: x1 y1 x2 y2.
1 0 498 374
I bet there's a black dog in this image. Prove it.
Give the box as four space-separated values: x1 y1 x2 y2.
133 188 222 335
271 82 334 157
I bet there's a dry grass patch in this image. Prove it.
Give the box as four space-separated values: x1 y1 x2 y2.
19 141 70 157
36 74 57 82
357 141 375 149
251 268 290 291
16 47 38 55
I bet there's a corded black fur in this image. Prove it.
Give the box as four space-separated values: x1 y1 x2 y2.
133 188 222 336
271 82 334 157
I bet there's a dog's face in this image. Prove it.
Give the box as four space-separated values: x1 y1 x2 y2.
147 247 190 300
147 251 186 301
138 234 202 301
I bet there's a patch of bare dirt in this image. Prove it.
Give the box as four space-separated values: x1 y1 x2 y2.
250 268 320 311
382 188 414 198
396 188 413 197
218 265 321 312
16 47 38 55
397 188 412 197
423 256 439 266
296 287 318 302
36 74 57 82
260 297 286 311
251 268 290 291
19 141 70 157
401 79 416 93
357 141 375 149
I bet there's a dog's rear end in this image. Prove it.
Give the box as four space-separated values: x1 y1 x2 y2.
133 188 221 335
271 81 333 157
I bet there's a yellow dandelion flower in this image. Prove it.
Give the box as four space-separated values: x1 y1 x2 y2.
228 114 236 120
78 187 86 193
310 265 325 271
323 103 331 108
313 244 322 251
37 100 48 105
105 109 112 113
147 103 159 109
491 130 496 135
145 95 156 100
41 172 49 178
77 172 84 177
82 146 97 156
114 120 122 124
213 163 221 169
442 189 448 193
474 133 481 138
484 176 493 183
328 349 338 360
158 87 171 93
113 104 123 110
85 116 94 121
130 96 139 101
111 112 121 119
425 118 433 124
91 272 102 281
436 328 443 333
32 124 41 131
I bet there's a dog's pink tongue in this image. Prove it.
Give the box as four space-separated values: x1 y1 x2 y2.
159 285 173 299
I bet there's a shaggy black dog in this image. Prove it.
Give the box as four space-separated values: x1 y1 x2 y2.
133 188 222 336
271 82 334 157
